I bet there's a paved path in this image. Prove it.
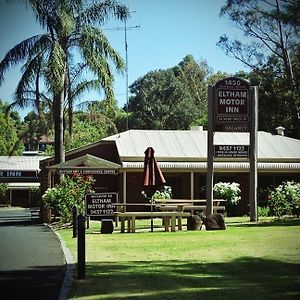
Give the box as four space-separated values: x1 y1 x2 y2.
0 208 66 300
0 206 31 221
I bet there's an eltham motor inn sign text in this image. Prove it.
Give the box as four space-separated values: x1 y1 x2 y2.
214 77 251 132
0 170 38 179
85 192 118 219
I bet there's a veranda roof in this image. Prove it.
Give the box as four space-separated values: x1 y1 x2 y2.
121 161 300 172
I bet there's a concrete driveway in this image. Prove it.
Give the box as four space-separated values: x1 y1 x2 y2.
0 207 66 300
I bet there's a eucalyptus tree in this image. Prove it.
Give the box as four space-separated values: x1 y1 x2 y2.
218 0 300 137
0 0 129 164
217 0 299 85
127 56 211 130
175 55 211 116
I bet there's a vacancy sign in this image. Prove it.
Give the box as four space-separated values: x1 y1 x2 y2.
214 77 251 132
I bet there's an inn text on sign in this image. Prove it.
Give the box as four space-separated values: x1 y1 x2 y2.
214 77 251 132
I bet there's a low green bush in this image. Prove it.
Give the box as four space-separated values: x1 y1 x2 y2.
152 186 172 200
0 183 8 205
213 182 241 205
269 181 300 217
29 187 41 207
258 206 270 217
42 174 95 222
213 182 241 216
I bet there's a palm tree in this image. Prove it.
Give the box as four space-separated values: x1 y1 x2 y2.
64 62 104 139
0 0 129 164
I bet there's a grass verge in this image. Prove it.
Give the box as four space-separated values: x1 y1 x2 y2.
58 217 300 299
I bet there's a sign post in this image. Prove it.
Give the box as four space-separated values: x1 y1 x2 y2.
207 76 258 221
206 85 214 215
249 87 258 221
77 214 85 279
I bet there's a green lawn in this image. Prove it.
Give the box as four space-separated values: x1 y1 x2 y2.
58 217 300 299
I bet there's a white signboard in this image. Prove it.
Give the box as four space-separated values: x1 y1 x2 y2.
214 145 249 158
85 193 118 219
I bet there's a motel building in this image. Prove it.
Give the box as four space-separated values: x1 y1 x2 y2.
0 155 48 207
40 126 300 216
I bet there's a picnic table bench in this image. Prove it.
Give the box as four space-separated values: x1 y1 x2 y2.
154 199 226 214
116 211 190 233
114 199 226 233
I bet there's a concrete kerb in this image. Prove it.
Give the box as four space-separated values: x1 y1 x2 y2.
46 223 75 300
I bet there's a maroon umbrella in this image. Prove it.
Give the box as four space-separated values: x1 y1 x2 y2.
143 147 166 231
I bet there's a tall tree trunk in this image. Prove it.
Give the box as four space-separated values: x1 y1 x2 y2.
68 95 73 140
54 90 65 164
275 0 296 89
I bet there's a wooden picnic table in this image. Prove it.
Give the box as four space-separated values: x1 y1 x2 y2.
112 199 226 233
114 203 192 233
114 203 152 212
115 211 190 233
154 198 226 204
154 199 226 227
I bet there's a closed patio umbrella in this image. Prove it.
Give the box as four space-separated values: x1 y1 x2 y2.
143 147 166 232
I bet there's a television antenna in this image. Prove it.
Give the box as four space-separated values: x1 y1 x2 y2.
105 16 140 130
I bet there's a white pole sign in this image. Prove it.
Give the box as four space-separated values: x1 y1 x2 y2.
207 77 258 221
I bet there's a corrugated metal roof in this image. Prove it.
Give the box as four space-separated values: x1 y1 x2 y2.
104 130 209 161
103 130 300 162
0 156 49 171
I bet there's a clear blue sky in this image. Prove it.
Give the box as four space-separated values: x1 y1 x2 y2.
0 0 248 117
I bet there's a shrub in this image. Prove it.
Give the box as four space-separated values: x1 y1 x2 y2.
141 186 172 200
213 182 241 205
258 206 270 217
42 174 95 222
29 187 41 207
152 186 172 200
0 183 8 205
269 181 300 217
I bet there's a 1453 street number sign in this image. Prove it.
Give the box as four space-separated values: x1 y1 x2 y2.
214 77 251 132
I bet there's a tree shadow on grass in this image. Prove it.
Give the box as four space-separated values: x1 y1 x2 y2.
229 218 300 228
0 265 65 300
71 257 300 299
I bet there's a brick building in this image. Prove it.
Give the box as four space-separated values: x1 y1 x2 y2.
40 128 300 216
0 156 47 207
